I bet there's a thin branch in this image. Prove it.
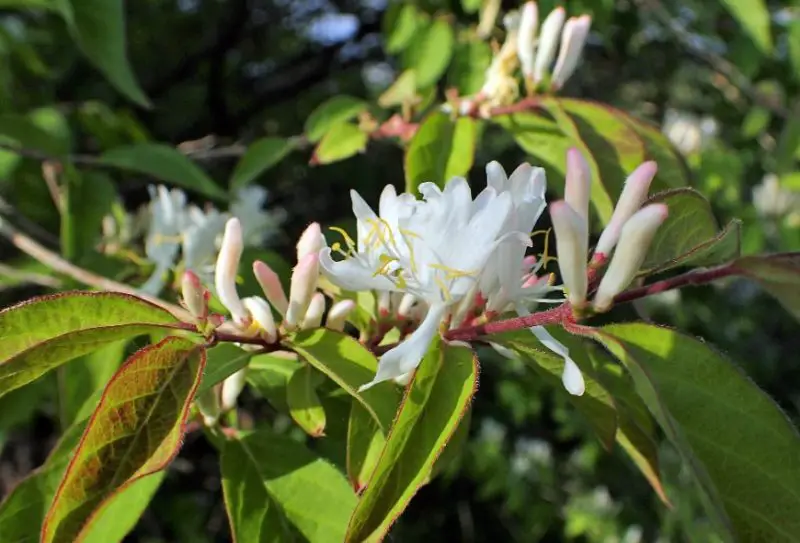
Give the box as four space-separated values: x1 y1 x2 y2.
0 262 62 289
445 305 571 342
611 264 740 305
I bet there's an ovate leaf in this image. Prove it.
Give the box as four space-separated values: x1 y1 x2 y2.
345 340 478 542
405 112 476 194
448 38 492 95
0 291 183 397
63 340 127 425
618 111 689 190
405 18 454 88
312 123 368 165
593 323 800 542
100 143 226 200
347 402 386 493
222 428 357 542
229 137 293 190
287 364 327 437
733 252 800 322
305 96 368 143
383 3 422 54
42 337 206 543
246 351 302 412
719 0 772 53
197 343 253 395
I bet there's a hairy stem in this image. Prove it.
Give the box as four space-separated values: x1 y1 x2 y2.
611 264 739 305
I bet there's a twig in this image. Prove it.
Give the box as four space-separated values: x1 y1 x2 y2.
611 264 739 305
0 262 62 289
445 305 570 342
0 214 191 320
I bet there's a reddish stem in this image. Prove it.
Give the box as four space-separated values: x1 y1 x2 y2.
445 304 571 342
611 264 739 305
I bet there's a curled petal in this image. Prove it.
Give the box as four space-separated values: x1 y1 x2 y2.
528 323 585 396
215 218 248 325
318 248 397 293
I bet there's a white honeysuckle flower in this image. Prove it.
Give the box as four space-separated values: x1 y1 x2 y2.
662 109 718 156
593 204 669 312
533 7 566 85
752 174 800 218
480 11 522 106
302 292 326 329
320 177 524 390
517 2 539 80
285 253 321 329
242 296 277 342
551 15 591 90
230 185 283 247
215 218 249 325
182 204 228 283
141 185 187 294
253 260 289 315
326 299 356 331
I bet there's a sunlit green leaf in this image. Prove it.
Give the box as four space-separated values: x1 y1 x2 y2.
347 402 386 493
287 363 327 437
197 343 253 395
405 112 476 194
383 3 423 54
229 137 293 190
312 123 368 165
404 18 454 89
305 96 368 143
719 0 772 53
246 351 301 412
448 38 492 95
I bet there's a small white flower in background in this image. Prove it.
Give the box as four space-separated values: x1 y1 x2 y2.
141 186 189 295
752 174 800 219
662 109 718 156
230 185 284 247
480 12 522 107
182 204 227 284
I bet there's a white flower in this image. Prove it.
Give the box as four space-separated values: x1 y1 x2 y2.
230 186 283 247
182 204 227 283
551 15 592 90
662 109 718 156
533 7 566 85
517 2 539 81
320 177 523 390
141 185 187 294
752 174 800 218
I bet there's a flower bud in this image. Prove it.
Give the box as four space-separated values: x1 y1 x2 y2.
533 7 566 84
593 204 669 312
296 222 325 262
325 299 356 331
551 15 591 90
550 201 588 306
242 296 277 343
517 2 539 80
302 292 326 329
285 253 320 329
253 260 289 315
194 387 221 426
181 270 208 320
221 368 248 412
565 147 591 224
594 161 658 259
378 291 391 317
215 218 248 325
397 293 417 319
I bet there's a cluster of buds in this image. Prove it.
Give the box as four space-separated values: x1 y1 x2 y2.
469 1 591 112
550 149 668 314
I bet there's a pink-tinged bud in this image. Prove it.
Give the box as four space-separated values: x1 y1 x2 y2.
551 15 592 90
243 296 277 343
221 368 248 412
285 253 320 329
302 292 326 329
253 260 289 315
194 387 221 426
215 218 248 325
533 7 566 84
522 255 538 272
296 222 325 262
181 270 207 319
565 147 591 224
378 291 391 317
593 204 669 312
326 299 356 331
594 161 658 258
397 293 416 318
550 200 588 306
517 2 539 79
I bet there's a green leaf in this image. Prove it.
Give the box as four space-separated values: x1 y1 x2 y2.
287 364 327 437
741 106 771 138
312 123 368 165
492 330 618 450
448 38 493 96
41 337 205 543
286 329 401 432
540 98 615 223
229 137 293 190
221 428 357 542
593 323 800 542
641 188 737 273
733 252 800 321
0 114 69 156
347 402 386 493
246 351 302 412
620 112 690 190
197 343 253 395
305 96 368 143
460 0 482 14
789 20 800 83
377 70 417 108
0 291 184 397
62 340 127 425
775 109 800 175
405 18 454 88
345 340 477 542
719 0 772 53
383 3 422 54
405 112 476 194
57 0 150 107
100 143 226 200
61 171 117 261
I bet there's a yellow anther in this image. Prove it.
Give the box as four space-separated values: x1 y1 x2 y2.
433 275 453 303
329 227 356 249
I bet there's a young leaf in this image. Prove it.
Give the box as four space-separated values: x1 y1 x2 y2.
733 252 800 322
593 323 800 542
312 123 368 165
287 363 327 437
305 96 368 143
405 112 476 194
405 18 455 89
221 428 357 542
100 143 226 200
345 340 478 542
229 137 293 190
286 329 401 432
57 0 150 107
0 291 184 397
41 337 206 543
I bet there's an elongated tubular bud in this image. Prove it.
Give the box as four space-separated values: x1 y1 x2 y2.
221 368 248 412
253 260 289 315
397 293 417 319
551 15 591 90
302 292 326 329
593 204 669 312
243 296 277 343
181 270 207 320
517 2 539 80
285 253 320 329
296 222 325 262
326 299 356 331
550 201 588 306
593 161 658 259
215 218 248 325
565 147 591 224
533 7 566 84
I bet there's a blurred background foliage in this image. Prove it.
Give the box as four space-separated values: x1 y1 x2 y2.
0 0 799 541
